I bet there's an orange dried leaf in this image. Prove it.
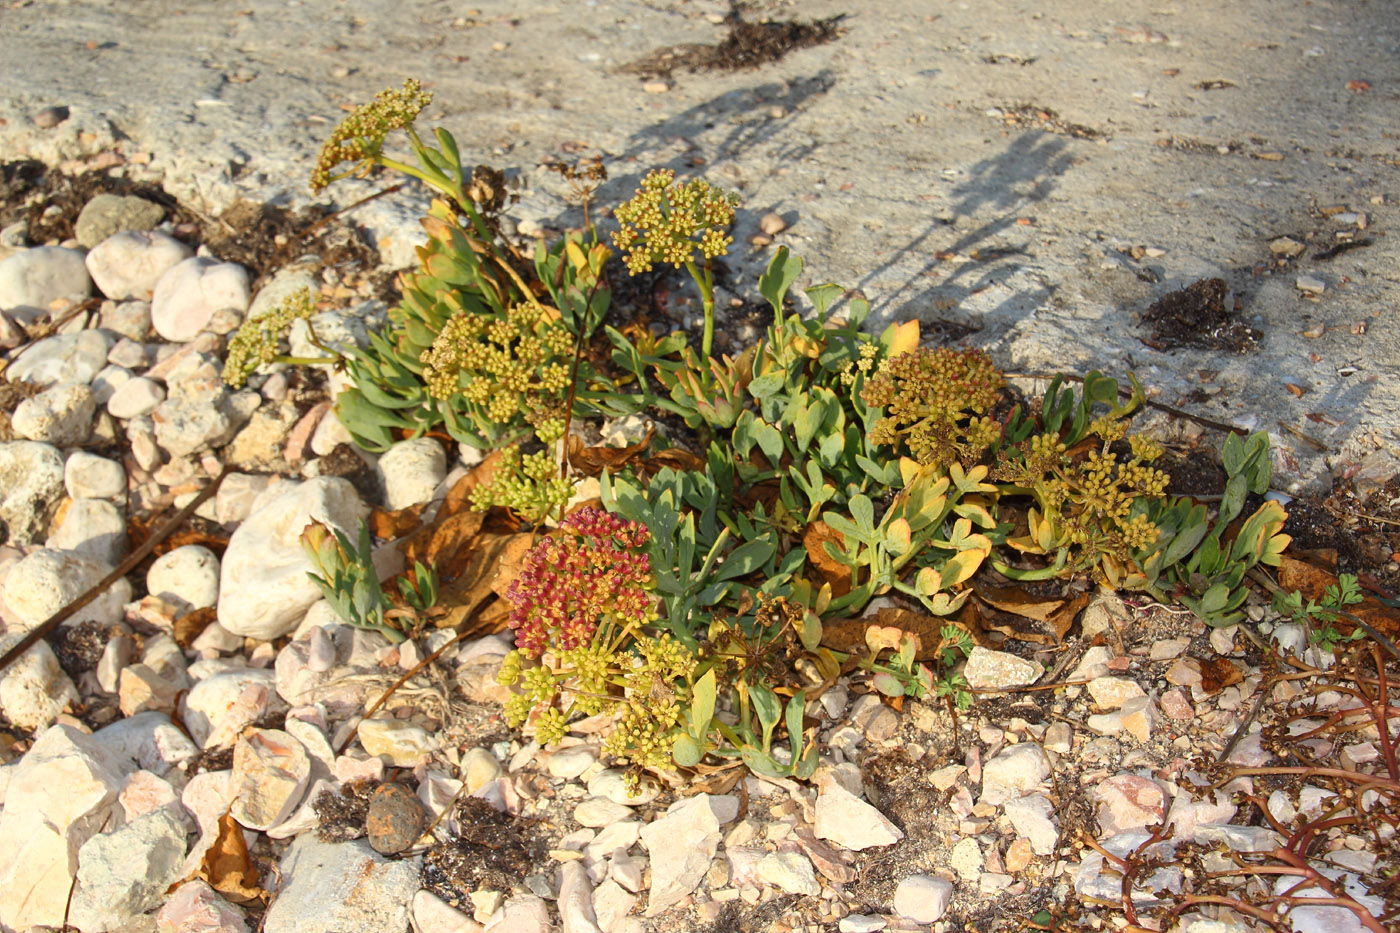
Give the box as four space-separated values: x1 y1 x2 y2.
197 812 266 904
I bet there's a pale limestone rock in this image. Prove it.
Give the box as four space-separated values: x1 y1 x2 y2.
68 806 191 932
46 496 127 565
639 794 721 916
12 381 96 445
0 725 131 932
813 782 903 850
963 645 1041 690
85 229 191 301
758 850 820 895
261 836 420 933
181 668 279 749
229 729 312 831
893 874 953 924
0 633 78 730
1 547 131 630
217 477 367 639
980 743 1052 806
358 717 438 767
155 878 249 933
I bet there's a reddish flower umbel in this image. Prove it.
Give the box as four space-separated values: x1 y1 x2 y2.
506 507 654 658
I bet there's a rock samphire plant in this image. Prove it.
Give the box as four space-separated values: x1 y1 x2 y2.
261 81 1299 795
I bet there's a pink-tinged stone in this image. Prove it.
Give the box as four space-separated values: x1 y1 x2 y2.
283 401 330 466
1093 774 1166 838
120 769 180 821
1160 687 1194 721
228 729 311 831
156 879 249 933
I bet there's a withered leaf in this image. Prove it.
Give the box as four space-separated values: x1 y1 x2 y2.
820 607 974 661
196 811 266 904
173 606 217 649
566 424 655 478
972 581 1088 644
433 531 536 634
802 521 852 598
399 510 486 581
1198 656 1243 695
369 502 429 540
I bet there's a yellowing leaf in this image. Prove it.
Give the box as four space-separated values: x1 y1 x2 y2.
887 319 920 358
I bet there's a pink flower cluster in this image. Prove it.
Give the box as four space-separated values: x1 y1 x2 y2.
506 507 654 658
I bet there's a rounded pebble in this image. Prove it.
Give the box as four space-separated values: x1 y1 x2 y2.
366 782 426 854
146 544 220 611
64 451 126 500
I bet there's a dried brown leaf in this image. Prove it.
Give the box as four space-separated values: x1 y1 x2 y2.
566 424 655 478
196 811 266 904
802 521 852 599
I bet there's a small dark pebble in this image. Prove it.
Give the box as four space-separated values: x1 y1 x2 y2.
366 782 426 854
32 106 70 129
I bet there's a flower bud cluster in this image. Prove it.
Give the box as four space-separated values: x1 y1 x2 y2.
221 287 317 388
419 301 574 437
504 506 654 658
468 445 576 525
611 169 738 275
311 79 434 192
862 347 1006 468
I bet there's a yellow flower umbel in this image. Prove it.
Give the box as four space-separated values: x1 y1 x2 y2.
612 169 738 359
311 79 434 193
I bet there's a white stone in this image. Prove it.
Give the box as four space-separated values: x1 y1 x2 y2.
893 874 953 923
962 646 1041 690
181 668 280 749
981 742 1052 806
1 547 131 630
547 745 597 780
86 229 193 301
556 860 602 933
640 794 721 916
214 472 278 524
46 496 127 564
148 544 221 612
0 440 65 546
950 836 982 881
68 806 191 932
813 782 903 850
1004 793 1060 855
358 717 438 767
90 711 201 777
413 889 482 933
461 745 504 793
839 915 888 933
100 299 152 341
590 878 637 933
229 728 312 831
0 725 131 932
574 796 634 829
119 769 181 822
246 265 318 321
157 879 250 933
64 450 126 499
91 363 133 405
310 408 354 456
1087 675 1147 710
0 633 78 730
482 895 551 933
588 768 660 806
107 375 166 419
262 836 421 933
758 850 821 895
0 245 90 322
151 256 250 342
6 329 112 386
378 438 446 510
11 381 96 445
217 477 367 639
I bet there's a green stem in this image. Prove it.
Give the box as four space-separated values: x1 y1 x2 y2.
275 355 341 368
684 258 717 360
